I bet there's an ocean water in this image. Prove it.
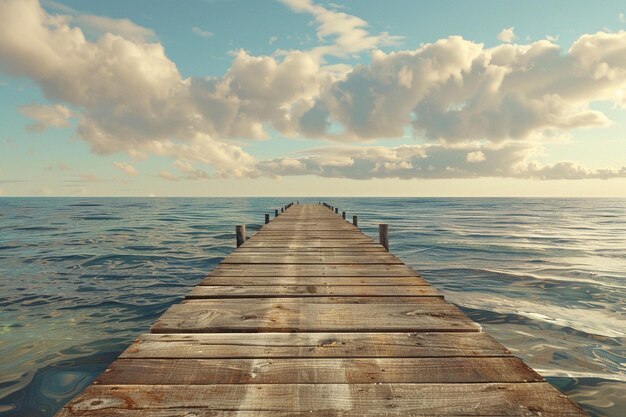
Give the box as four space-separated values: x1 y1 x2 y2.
0 197 624 417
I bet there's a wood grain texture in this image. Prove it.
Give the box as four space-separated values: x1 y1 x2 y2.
221 255 404 265
199 276 428 286
120 332 512 359
97 357 542 384
59 383 587 416
187 285 442 298
210 264 420 276
150 299 481 333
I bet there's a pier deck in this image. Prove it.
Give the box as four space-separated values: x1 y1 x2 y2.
56 204 586 416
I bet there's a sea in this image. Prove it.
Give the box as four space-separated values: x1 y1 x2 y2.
0 197 624 416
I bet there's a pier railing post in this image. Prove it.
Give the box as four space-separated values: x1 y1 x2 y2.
342 211 346 219
236 225 246 247
335 208 338 214
265 213 270 224
379 224 389 251
352 215 358 227
275 209 279 217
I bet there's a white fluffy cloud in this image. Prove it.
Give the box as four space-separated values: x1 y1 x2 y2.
1 0 626 182
497 27 516 43
302 35 621 142
466 151 486 163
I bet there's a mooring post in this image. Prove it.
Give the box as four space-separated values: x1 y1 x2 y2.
281 207 284 213
379 224 389 251
275 209 279 217
335 207 338 214
265 213 270 224
236 225 246 247
353 215 358 227
342 211 346 219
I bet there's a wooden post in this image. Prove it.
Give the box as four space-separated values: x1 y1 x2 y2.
379 224 389 251
265 213 270 224
353 215 358 227
236 225 246 247
275 209 279 217
342 211 346 219
335 208 338 214
281 207 284 213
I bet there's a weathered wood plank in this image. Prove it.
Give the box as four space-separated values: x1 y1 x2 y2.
228 247 398 255
210 264 420 276
182 296 447 304
151 299 480 333
59 383 587 416
120 332 512 359
97 357 542 385
241 241 379 248
234 247 387 253
187 285 441 298
222 256 404 265
199 276 428 286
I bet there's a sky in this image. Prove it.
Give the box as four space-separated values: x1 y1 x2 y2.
1 0 626 197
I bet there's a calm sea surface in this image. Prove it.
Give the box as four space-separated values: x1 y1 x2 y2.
0 197 624 416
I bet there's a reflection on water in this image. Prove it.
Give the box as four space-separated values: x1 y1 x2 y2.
0 351 117 416
0 197 624 416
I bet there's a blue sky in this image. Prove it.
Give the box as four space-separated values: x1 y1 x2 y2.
1 0 626 196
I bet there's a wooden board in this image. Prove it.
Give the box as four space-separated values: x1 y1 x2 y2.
150 299 481 333
199 276 428 286
187 285 442 298
120 332 512 359
234 247 387 253
58 383 586 416
210 265 419 276
96 357 542 384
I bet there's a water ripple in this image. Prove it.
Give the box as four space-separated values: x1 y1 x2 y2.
0 197 624 417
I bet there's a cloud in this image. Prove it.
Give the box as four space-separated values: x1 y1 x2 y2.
257 142 626 180
0 0 257 177
302 35 621 142
192 26 214 38
279 0 402 57
158 171 179 181
524 161 626 180
466 151 486 163
1 0 626 182
75 15 156 42
497 27 516 43
174 159 210 180
44 162 71 171
43 0 155 42
19 104 73 132
78 173 103 182
112 161 138 176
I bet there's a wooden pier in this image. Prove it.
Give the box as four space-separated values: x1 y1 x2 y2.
56 203 586 416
